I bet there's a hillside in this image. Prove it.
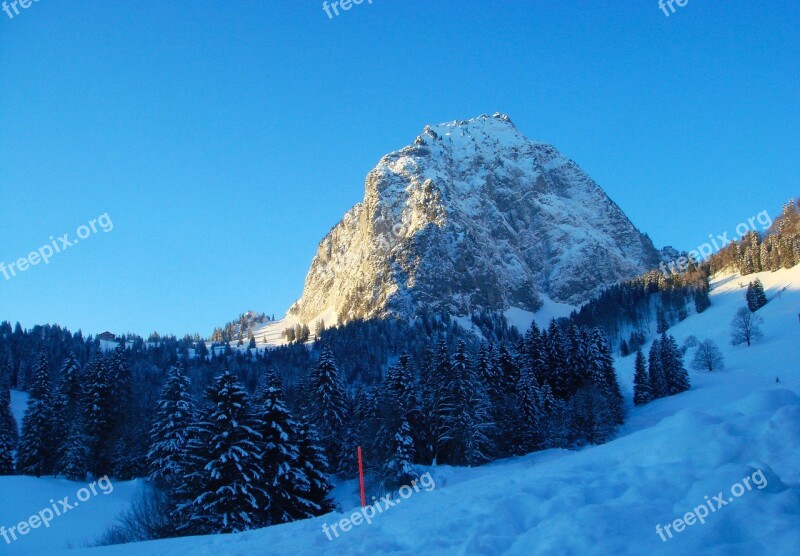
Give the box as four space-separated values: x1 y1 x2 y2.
45 265 799 556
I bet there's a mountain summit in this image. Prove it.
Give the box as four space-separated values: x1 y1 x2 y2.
289 113 660 324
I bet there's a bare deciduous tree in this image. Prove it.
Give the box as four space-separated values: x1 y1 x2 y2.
691 339 725 371
730 307 763 347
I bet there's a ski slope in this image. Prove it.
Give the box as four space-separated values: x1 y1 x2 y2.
41 266 797 555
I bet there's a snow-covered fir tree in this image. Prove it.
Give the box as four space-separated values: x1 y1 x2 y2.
252 373 318 524
383 417 416 490
306 347 349 476
436 341 471 465
176 372 267 534
84 354 115 477
293 418 335 515
17 351 54 477
59 416 91 481
590 329 625 426
648 338 667 399
746 279 768 312
0 384 16 475
633 350 652 406
148 363 196 489
515 363 542 454
659 334 690 395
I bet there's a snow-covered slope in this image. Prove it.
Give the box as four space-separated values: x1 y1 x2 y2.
0 477 146 555
62 266 800 555
289 113 660 326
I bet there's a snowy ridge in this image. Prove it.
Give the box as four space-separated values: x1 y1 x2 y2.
61 265 800 555
289 113 660 326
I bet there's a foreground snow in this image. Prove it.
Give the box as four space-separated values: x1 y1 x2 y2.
4 267 798 555
0 477 145 555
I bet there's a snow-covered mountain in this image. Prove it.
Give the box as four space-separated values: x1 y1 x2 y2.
289 113 660 325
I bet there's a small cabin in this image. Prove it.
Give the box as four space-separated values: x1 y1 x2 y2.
97 331 116 341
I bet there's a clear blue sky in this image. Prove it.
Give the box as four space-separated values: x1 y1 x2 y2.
1 1 798 338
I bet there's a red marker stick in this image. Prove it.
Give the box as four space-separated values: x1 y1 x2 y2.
358 446 366 507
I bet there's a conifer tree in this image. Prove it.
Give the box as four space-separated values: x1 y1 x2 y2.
590 329 625 425
17 352 54 477
746 279 768 312
648 338 666 399
148 363 196 489
84 354 115 476
543 322 569 398
656 307 669 334
383 417 416 490
463 371 494 466
516 364 542 453
253 373 316 525
0 381 17 446
694 287 711 314
177 372 267 534
294 418 334 515
660 334 690 395
58 353 83 417
632 350 652 406
417 348 439 465
59 416 91 481
307 347 349 476
437 341 471 465
0 385 16 475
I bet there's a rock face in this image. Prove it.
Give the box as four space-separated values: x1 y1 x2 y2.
289 114 660 324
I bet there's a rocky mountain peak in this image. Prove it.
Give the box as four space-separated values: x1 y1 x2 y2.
289 115 660 325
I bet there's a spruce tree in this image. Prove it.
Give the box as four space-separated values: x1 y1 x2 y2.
307 347 349 476
17 352 54 477
177 372 267 534
590 329 624 425
0 382 17 446
84 354 115 477
463 370 494 466
746 279 768 312
294 418 334 515
437 341 471 465
0 385 16 475
516 364 542 454
656 307 669 334
660 334 690 395
59 416 91 481
648 338 666 399
252 373 316 525
632 350 652 406
417 347 439 465
148 363 196 489
544 322 569 398
383 417 416 490
493 344 522 456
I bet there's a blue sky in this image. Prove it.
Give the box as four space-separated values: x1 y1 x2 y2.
0 0 798 337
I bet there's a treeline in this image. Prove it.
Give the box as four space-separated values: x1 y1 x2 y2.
575 198 800 354
571 267 711 352
310 321 623 481
0 317 625 540
210 311 271 344
709 199 800 275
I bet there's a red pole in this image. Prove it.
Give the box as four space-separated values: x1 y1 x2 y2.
357 446 366 507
